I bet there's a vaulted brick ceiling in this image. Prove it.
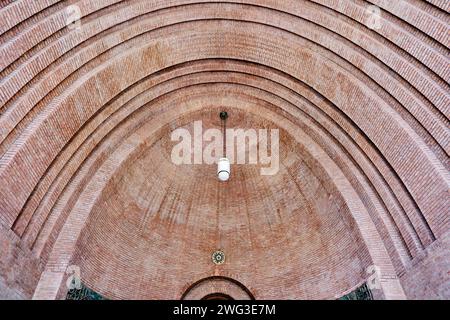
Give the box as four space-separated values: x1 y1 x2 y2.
0 1 448 300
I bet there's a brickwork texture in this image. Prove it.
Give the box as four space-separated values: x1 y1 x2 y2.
0 0 448 300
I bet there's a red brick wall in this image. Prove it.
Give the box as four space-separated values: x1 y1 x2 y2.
400 232 450 299
0 224 43 299
0 0 448 300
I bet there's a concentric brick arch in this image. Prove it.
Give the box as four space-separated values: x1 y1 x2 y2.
33 91 397 299
0 0 448 300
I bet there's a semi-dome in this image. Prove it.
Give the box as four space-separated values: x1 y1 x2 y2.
0 0 448 300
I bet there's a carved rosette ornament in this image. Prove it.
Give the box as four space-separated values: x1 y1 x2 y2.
212 250 225 265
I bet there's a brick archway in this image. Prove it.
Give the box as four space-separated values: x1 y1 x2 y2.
0 0 448 300
181 276 254 300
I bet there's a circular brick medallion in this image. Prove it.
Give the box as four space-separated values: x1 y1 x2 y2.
212 250 225 265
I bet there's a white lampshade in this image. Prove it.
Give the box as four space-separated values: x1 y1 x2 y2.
217 158 230 181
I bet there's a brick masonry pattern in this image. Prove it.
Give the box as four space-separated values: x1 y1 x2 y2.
0 0 448 300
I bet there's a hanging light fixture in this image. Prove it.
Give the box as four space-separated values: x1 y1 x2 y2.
218 111 230 182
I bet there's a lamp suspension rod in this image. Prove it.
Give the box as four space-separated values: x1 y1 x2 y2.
220 111 228 158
